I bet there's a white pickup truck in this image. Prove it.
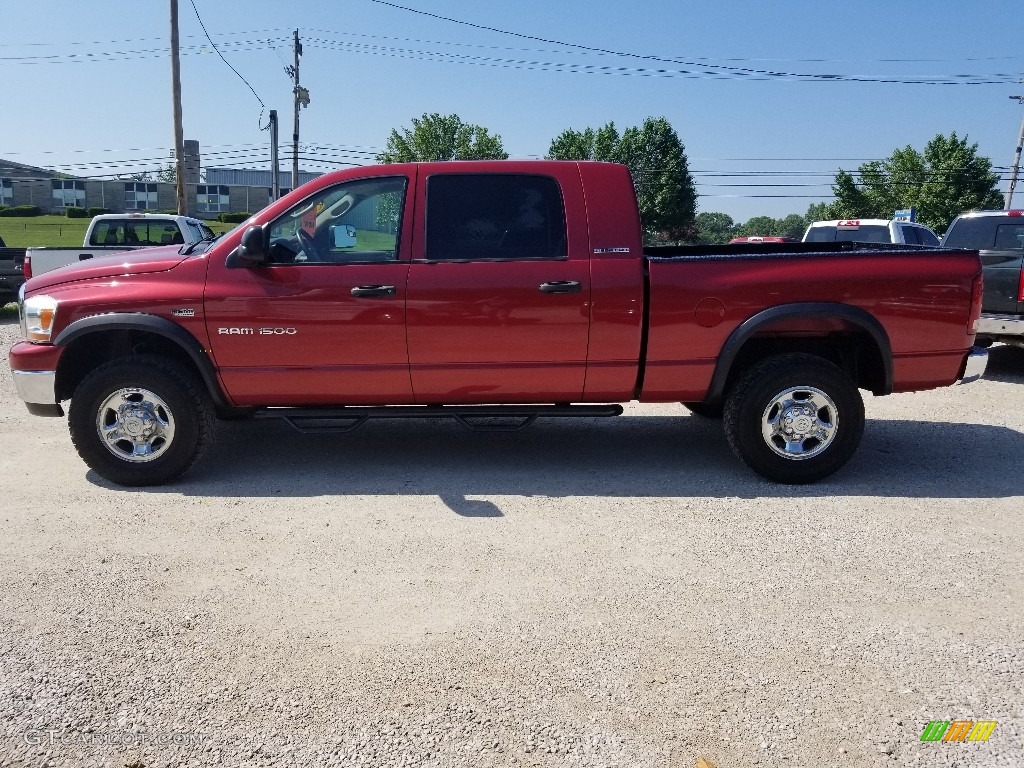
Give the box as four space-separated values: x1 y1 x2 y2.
802 218 940 246
25 213 216 278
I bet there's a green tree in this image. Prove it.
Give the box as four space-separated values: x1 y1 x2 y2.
548 122 620 162
828 132 1003 233
695 211 736 244
156 164 177 183
804 201 836 223
376 113 508 163
549 116 697 243
777 214 807 239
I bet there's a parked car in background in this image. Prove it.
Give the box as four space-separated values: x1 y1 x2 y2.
0 233 26 304
728 236 798 244
25 213 217 278
803 219 941 246
942 210 1024 348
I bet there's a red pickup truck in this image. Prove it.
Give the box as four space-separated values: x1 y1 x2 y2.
9 161 987 486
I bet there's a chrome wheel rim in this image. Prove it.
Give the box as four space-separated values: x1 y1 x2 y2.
760 386 838 460
96 388 176 463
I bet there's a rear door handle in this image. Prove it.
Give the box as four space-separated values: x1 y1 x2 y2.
539 281 582 294
350 285 396 298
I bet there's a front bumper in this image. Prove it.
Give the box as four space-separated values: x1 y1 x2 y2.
977 313 1024 338
957 346 988 385
11 369 63 416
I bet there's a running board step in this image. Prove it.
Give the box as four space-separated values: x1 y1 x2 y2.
254 404 624 434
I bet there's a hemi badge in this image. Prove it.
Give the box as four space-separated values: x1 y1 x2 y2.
593 247 631 254
171 308 196 317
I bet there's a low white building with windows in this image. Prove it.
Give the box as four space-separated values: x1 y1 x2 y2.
0 143 320 219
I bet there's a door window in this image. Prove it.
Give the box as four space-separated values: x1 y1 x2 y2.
267 177 406 264
425 174 567 261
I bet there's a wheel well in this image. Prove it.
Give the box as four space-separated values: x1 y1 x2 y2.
55 330 210 403
718 329 888 401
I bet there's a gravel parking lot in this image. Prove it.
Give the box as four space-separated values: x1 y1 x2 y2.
1 314 1022 768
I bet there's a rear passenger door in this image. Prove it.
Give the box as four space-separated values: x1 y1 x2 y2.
405 171 591 403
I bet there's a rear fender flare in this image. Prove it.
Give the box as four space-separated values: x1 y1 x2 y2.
705 302 893 402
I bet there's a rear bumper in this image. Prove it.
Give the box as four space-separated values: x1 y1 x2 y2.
957 347 988 385
977 313 1024 337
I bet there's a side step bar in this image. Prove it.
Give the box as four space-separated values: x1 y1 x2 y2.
254 404 624 434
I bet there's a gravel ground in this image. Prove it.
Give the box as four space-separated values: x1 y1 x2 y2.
0 314 1022 768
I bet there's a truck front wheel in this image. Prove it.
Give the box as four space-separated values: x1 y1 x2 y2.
68 356 215 486
723 354 864 484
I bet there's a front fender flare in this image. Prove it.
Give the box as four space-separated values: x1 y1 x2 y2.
705 302 893 402
53 312 230 409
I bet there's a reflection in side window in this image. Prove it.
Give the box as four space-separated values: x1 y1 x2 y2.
267 177 406 265
426 174 567 261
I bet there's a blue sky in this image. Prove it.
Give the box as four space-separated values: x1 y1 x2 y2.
1 0 1022 221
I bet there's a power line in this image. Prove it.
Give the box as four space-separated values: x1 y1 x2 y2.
188 0 267 125
363 0 1022 86
303 37 1017 85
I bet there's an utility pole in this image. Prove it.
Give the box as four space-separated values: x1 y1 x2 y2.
170 0 186 215
1007 95 1024 209
269 110 280 201
284 30 309 192
291 30 301 191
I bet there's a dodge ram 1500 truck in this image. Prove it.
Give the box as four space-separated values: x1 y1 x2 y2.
9 161 988 487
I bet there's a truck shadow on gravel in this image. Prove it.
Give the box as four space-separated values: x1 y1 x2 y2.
88 413 1024 509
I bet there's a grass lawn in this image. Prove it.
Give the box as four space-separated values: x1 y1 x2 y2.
0 216 236 248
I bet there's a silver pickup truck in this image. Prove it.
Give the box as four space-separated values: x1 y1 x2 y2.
942 210 1024 348
25 213 216 278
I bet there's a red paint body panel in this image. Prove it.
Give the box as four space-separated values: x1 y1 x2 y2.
641 250 981 400
405 162 592 402
577 162 646 401
10 161 983 411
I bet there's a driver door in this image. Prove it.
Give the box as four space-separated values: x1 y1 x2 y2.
204 172 416 406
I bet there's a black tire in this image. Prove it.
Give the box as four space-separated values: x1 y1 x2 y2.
682 402 724 419
69 355 215 486
723 353 864 484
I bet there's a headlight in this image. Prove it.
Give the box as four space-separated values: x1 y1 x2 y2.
22 294 59 343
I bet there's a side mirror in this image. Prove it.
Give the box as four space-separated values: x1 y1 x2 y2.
231 225 268 268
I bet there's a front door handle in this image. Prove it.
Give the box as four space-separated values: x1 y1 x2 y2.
539 280 582 294
350 285 396 298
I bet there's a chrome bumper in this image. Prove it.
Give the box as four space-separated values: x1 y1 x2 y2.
957 347 988 385
11 369 63 416
977 314 1024 337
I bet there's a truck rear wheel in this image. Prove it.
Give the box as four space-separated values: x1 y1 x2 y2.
68 356 215 486
723 354 864 484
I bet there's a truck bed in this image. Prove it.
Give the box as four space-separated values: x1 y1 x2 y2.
641 240 982 401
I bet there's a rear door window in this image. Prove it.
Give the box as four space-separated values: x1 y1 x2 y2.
426 174 567 261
